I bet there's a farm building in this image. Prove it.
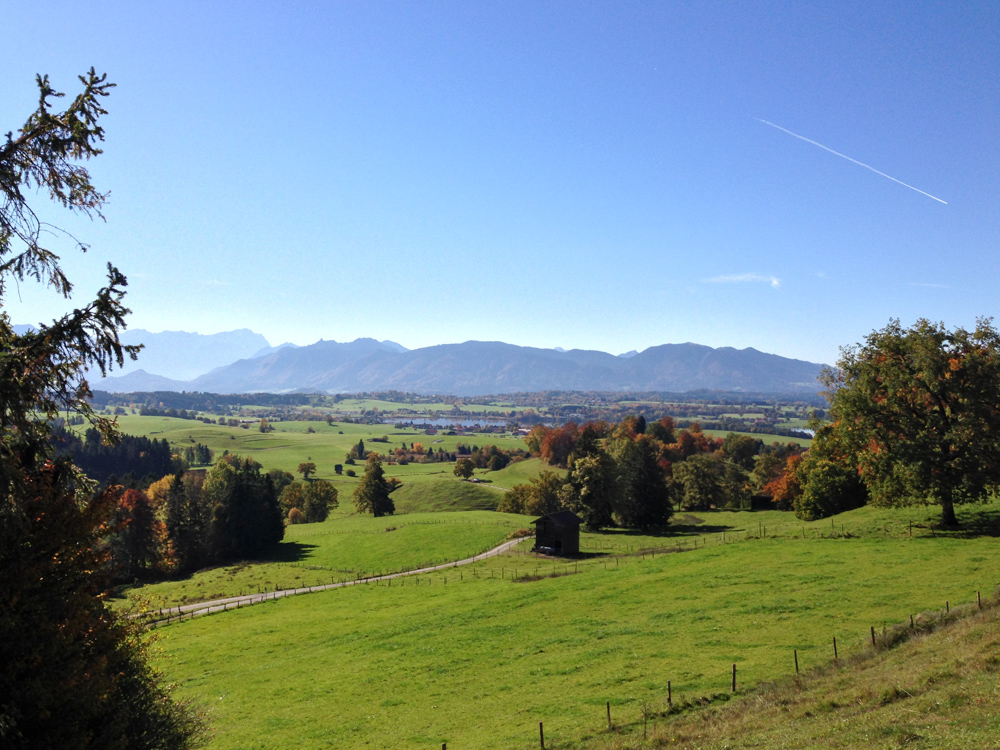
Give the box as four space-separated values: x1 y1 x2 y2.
532 510 582 556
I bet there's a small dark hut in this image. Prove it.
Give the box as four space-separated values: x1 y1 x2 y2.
532 510 582 556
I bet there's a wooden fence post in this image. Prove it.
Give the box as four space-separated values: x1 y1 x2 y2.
731 663 736 692
833 636 838 660
539 720 545 749
978 591 982 609
794 649 799 675
870 626 876 648
606 701 611 729
668 679 672 706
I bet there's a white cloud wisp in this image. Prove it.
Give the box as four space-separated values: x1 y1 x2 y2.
704 273 781 289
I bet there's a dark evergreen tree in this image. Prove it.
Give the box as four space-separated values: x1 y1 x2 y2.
164 473 206 573
0 69 202 748
612 436 673 528
353 453 395 517
204 455 283 561
109 488 162 582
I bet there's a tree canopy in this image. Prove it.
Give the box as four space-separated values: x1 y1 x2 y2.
821 318 1000 526
0 71 202 747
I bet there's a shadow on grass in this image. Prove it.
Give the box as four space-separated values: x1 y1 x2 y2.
259 541 321 563
591 525 734 540
944 507 1000 538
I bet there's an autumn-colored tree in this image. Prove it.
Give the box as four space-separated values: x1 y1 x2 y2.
109 488 163 581
540 422 579 467
646 416 676 443
821 318 1000 526
297 461 317 480
523 424 550 454
764 454 804 511
145 473 174 510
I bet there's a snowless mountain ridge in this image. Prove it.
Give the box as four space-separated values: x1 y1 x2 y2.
71 329 827 396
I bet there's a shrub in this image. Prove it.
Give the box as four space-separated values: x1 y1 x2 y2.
794 458 867 520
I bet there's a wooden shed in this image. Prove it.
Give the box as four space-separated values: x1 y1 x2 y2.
532 510 583 557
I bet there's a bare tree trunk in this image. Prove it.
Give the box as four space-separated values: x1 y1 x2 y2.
940 496 959 527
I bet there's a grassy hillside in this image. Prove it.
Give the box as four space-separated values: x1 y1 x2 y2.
151 501 1000 749
391 479 501 513
595 596 1000 748
486 456 565 487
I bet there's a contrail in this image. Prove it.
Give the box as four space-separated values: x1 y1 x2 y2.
755 118 947 205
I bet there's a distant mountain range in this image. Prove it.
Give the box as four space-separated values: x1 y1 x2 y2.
85 330 827 396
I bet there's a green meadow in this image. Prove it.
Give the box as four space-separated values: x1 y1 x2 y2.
115 414 528 484
146 501 1000 749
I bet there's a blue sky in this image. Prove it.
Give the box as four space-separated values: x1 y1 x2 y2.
3 1 997 366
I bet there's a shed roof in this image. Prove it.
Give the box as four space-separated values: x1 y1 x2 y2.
532 510 583 526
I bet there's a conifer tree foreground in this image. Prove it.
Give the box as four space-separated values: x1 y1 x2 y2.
0 71 203 748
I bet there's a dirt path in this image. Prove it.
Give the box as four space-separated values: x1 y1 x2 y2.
146 536 526 627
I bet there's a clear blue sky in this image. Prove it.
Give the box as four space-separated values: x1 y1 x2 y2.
3 1 997 366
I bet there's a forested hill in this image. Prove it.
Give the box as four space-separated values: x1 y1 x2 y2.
100 338 826 396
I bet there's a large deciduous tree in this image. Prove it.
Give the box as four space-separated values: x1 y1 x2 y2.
302 479 338 523
0 70 203 747
560 450 618 530
822 318 1000 526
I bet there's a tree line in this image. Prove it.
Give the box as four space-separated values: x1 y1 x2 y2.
107 454 286 582
499 417 821 528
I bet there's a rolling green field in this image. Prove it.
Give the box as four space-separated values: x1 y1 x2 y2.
112 417 809 490
115 415 527 485
146 501 1000 749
